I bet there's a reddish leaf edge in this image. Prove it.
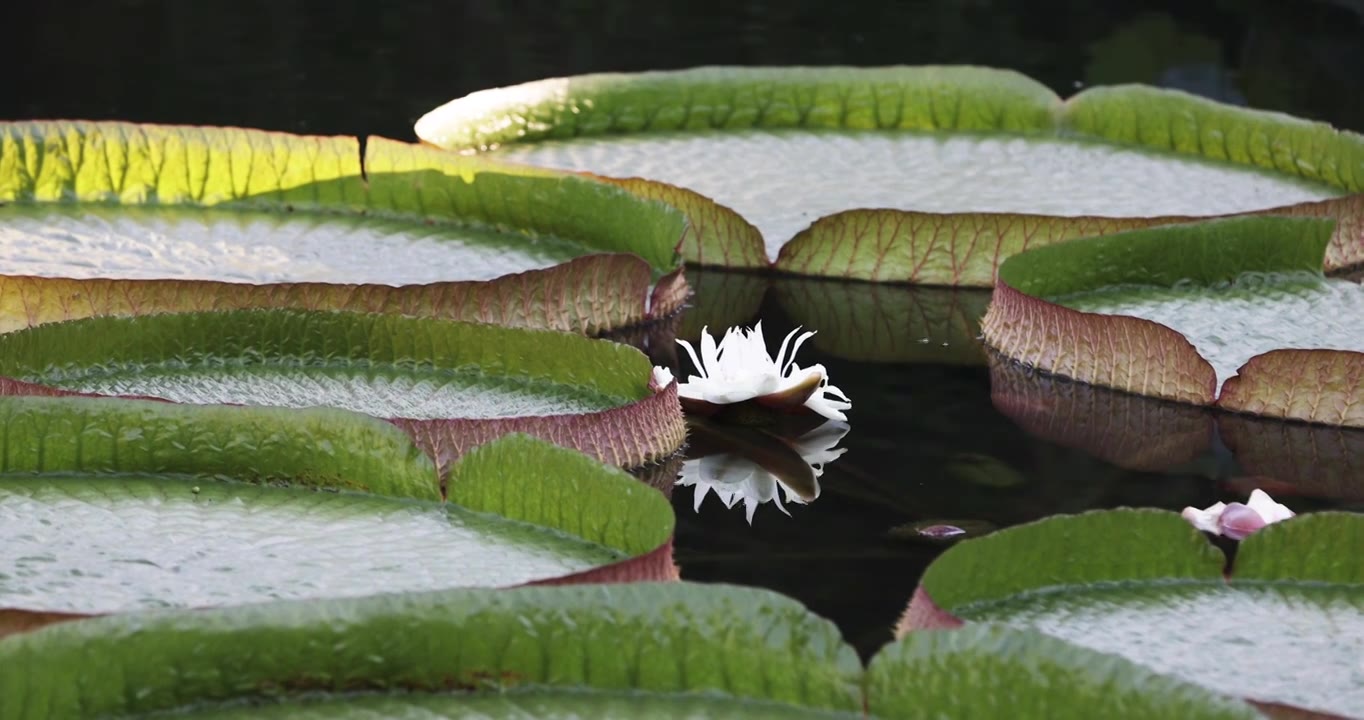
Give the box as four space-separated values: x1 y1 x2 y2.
983 282 1364 429
0 539 679 641
774 193 1364 286
0 373 687 475
0 252 683 338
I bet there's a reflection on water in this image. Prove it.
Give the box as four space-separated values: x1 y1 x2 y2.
988 353 1364 501
683 269 992 366
679 416 850 523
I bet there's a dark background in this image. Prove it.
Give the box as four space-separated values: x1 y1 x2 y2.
7 0 1363 139
7 0 1364 658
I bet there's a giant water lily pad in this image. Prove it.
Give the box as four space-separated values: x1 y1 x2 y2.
982 215 1364 427
415 66 1364 283
0 396 676 632
0 584 864 719
0 309 686 469
0 121 690 334
0 582 1264 719
899 508 1364 717
1 476 620 613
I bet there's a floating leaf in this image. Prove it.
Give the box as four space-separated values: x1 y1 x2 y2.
0 309 686 469
169 692 866 719
599 176 768 269
0 121 688 334
900 508 1364 717
870 624 1260 720
0 584 863 719
0 254 663 337
0 476 621 614
1217 349 1364 427
983 215 1364 426
0 394 437 498
0 395 676 630
0 580 1263 719
415 66 1363 283
778 194 1364 287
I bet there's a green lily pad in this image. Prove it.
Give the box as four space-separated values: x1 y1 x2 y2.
870 624 1260 720
0 309 686 469
0 584 864 719
1060 272 1364 392
0 394 437 498
0 121 689 334
173 691 866 720
0 476 621 614
415 66 1364 283
0 202 596 285
0 581 1269 719
0 394 676 626
901 508 1364 717
983 214 1364 427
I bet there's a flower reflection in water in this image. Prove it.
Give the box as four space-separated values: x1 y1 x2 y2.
677 416 850 524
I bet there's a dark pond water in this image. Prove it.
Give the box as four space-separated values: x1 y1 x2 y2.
11 0 1364 659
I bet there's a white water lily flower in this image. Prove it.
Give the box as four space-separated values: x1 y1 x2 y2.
667 322 852 421
677 420 850 524
1181 489 1295 540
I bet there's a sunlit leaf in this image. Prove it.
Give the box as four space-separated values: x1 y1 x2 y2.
0 121 688 334
414 66 1363 283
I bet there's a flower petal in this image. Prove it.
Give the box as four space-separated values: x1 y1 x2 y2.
676 335 707 381
651 366 675 389
821 381 852 402
781 329 817 376
1246 489 1295 524
700 326 720 374
803 384 853 421
1218 502 1268 540
1180 502 1226 534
